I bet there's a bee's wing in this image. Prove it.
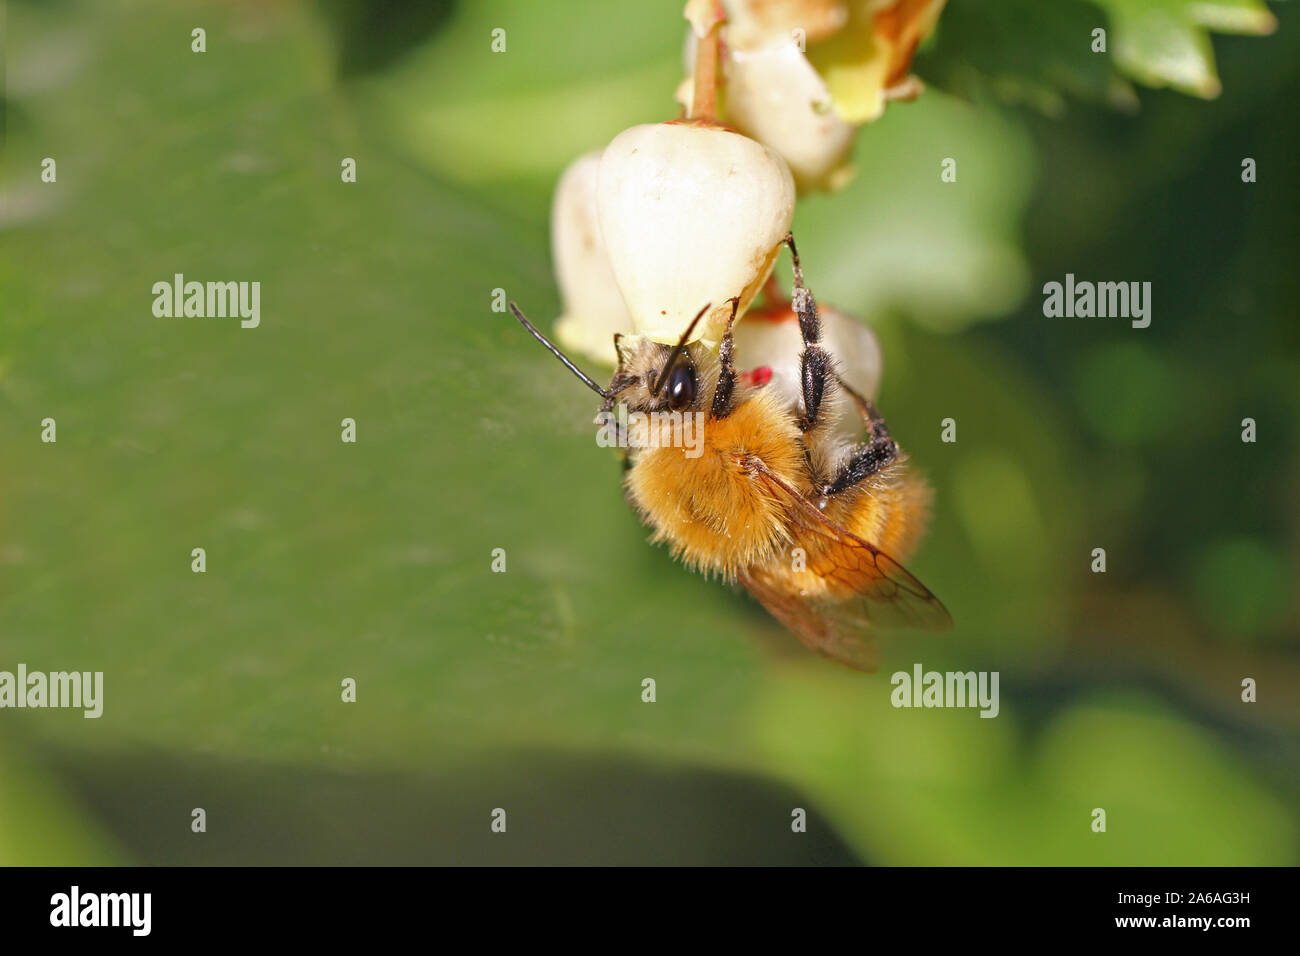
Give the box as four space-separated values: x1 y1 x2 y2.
739 566 882 670
740 456 951 671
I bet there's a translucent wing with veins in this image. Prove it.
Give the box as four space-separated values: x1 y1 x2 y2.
740 455 950 671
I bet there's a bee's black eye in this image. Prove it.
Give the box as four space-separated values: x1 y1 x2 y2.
666 363 696 412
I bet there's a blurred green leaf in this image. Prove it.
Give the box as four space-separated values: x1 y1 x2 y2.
0 740 124 865
923 0 1280 109
790 92 1035 333
1097 0 1278 97
1073 342 1183 444
1192 538 1291 642
756 684 1295 865
922 0 1129 113
359 0 684 188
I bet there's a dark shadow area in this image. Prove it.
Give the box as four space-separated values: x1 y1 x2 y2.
315 0 458 77
47 747 865 865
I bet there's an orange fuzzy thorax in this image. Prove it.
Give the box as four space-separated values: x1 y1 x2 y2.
624 388 803 579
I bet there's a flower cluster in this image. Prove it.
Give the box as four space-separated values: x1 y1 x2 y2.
550 0 945 397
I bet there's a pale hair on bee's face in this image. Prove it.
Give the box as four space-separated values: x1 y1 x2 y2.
608 335 724 416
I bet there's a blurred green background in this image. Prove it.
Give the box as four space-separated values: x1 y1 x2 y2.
1 0 1297 865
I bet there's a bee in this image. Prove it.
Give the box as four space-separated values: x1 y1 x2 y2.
509 235 950 670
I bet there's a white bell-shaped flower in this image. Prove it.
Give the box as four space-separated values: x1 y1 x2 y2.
550 152 633 366
596 122 796 347
724 39 856 191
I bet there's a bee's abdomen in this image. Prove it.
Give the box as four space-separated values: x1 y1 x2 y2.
841 464 932 569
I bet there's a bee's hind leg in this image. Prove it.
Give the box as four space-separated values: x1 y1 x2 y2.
823 437 899 496
837 376 893 445
822 376 899 497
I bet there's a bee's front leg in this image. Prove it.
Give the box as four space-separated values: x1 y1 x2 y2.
710 296 742 419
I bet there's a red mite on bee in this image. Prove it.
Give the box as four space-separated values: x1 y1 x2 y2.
509 235 950 670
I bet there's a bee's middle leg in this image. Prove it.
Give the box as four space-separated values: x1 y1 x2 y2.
784 234 834 432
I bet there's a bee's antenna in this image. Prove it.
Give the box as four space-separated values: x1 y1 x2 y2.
509 303 609 400
652 303 710 397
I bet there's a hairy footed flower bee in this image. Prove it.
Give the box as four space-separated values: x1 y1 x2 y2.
510 235 950 670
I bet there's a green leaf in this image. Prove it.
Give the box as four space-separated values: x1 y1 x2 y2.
922 0 1280 108
755 685 1295 865
0 740 125 865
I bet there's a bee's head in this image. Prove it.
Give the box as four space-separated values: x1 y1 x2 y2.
507 300 716 415
602 303 718 413
608 334 715 414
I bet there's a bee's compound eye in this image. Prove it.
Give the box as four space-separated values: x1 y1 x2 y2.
666 363 696 412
